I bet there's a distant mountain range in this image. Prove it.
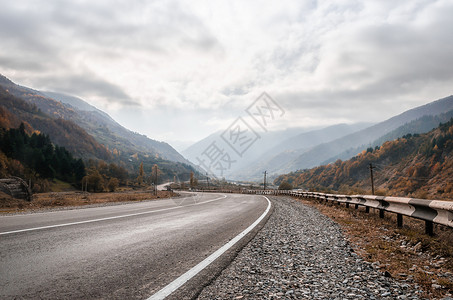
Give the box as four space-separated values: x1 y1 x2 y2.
0 74 197 179
184 95 453 181
228 123 371 180
182 126 316 178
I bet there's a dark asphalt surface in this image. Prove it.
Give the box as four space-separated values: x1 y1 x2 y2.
0 193 268 299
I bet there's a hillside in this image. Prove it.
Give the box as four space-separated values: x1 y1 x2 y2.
279 95 453 174
42 91 189 164
0 75 199 182
325 109 453 164
0 86 111 160
0 124 85 184
0 75 190 164
275 119 453 200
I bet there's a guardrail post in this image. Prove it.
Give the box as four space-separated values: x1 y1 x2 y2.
397 214 403 228
425 221 434 236
279 190 450 236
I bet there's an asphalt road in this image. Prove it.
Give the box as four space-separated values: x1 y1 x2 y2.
0 193 269 299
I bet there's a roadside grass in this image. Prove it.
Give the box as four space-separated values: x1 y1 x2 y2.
0 190 178 213
48 179 78 192
297 197 453 299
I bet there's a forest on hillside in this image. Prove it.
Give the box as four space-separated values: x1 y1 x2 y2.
275 119 453 200
0 86 111 160
0 85 200 192
0 122 197 193
0 124 85 191
0 123 168 193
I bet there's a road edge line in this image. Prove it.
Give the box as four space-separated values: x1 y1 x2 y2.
0 194 227 236
147 195 272 300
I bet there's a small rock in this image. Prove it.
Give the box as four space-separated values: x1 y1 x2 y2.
414 242 422 251
432 284 442 289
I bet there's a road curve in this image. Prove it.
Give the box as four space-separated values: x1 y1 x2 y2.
0 193 269 299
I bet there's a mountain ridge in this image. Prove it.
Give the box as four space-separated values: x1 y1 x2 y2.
323 109 453 165
0 74 200 181
228 122 372 180
0 75 191 165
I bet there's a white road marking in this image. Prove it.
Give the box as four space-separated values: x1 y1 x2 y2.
147 196 272 300
0 194 227 236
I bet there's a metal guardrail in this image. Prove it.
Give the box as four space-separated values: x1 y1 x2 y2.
279 190 453 236
197 189 453 236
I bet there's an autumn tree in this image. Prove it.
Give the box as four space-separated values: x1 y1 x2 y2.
108 163 128 184
151 164 161 185
84 170 104 192
189 172 194 188
107 178 119 192
137 162 145 185
278 181 293 190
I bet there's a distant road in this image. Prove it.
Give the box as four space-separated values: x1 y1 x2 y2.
157 182 173 191
0 193 268 299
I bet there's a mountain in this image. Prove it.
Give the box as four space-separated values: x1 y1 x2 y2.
42 91 101 113
182 126 315 178
0 86 110 160
0 74 190 164
274 118 453 200
0 74 199 180
229 123 371 180
42 91 188 164
281 95 453 174
325 109 453 164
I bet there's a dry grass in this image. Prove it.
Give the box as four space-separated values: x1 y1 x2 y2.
0 189 178 213
296 197 453 299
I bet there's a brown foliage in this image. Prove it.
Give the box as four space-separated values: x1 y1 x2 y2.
0 86 110 161
275 122 453 200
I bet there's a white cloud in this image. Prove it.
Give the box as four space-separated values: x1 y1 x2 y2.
0 0 452 141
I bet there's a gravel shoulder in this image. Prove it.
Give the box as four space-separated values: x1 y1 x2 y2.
197 196 424 300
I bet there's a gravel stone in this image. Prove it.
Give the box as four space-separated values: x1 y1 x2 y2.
197 196 424 299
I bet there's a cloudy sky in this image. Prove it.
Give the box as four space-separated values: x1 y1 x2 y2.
1 0 452 149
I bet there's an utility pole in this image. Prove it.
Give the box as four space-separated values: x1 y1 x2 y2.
369 163 375 195
263 171 267 191
154 166 158 195
206 173 210 190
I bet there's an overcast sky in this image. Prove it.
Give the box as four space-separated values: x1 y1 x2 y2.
1 0 453 150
